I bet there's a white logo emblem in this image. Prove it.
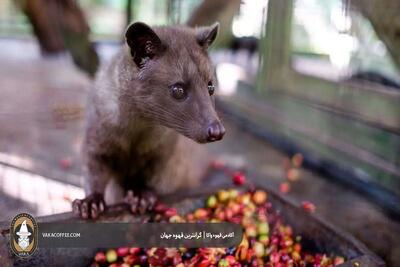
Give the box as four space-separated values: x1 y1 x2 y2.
16 220 31 250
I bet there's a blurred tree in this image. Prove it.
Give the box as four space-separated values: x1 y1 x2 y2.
349 0 400 69
16 0 99 77
187 0 241 47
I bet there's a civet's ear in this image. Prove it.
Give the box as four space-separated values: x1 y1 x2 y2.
125 22 164 67
196 22 219 49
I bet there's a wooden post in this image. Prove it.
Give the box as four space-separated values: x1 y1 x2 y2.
126 0 133 26
257 0 293 91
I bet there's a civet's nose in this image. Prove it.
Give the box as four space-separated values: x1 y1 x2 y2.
207 121 226 142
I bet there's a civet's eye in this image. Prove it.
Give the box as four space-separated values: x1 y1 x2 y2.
208 81 215 96
170 83 187 100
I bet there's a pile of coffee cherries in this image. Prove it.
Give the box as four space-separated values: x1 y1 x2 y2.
92 188 344 267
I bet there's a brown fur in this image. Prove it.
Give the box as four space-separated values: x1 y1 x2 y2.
82 23 223 204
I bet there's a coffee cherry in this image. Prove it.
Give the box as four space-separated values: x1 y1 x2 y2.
334 256 345 265
194 208 208 219
117 247 129 257
228 189 239 199
123 255 137 265
94 252 106 263
154 203 168 213
292 153 304 167
129 247 141 255
302 201 316 213
218 258 229 267
225 255 236 264
232 171 246 185
106 249 117 263
257 222 269 235
253 242 265 257
287 168 299 181
59 158 72 169
206 195 218 208
210 159 225 169
252 190 267 205
217 190 230 202
164 207 178 217
258 234 269 246
169 215 183 222
245 224 257 237
279 182 290 193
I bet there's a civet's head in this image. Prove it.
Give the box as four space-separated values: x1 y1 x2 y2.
125 22 225 143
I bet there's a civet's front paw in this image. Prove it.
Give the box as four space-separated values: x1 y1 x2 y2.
72 192 106 219
123 190 157 215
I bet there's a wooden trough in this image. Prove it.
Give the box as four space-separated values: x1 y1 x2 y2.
0 170 385 267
